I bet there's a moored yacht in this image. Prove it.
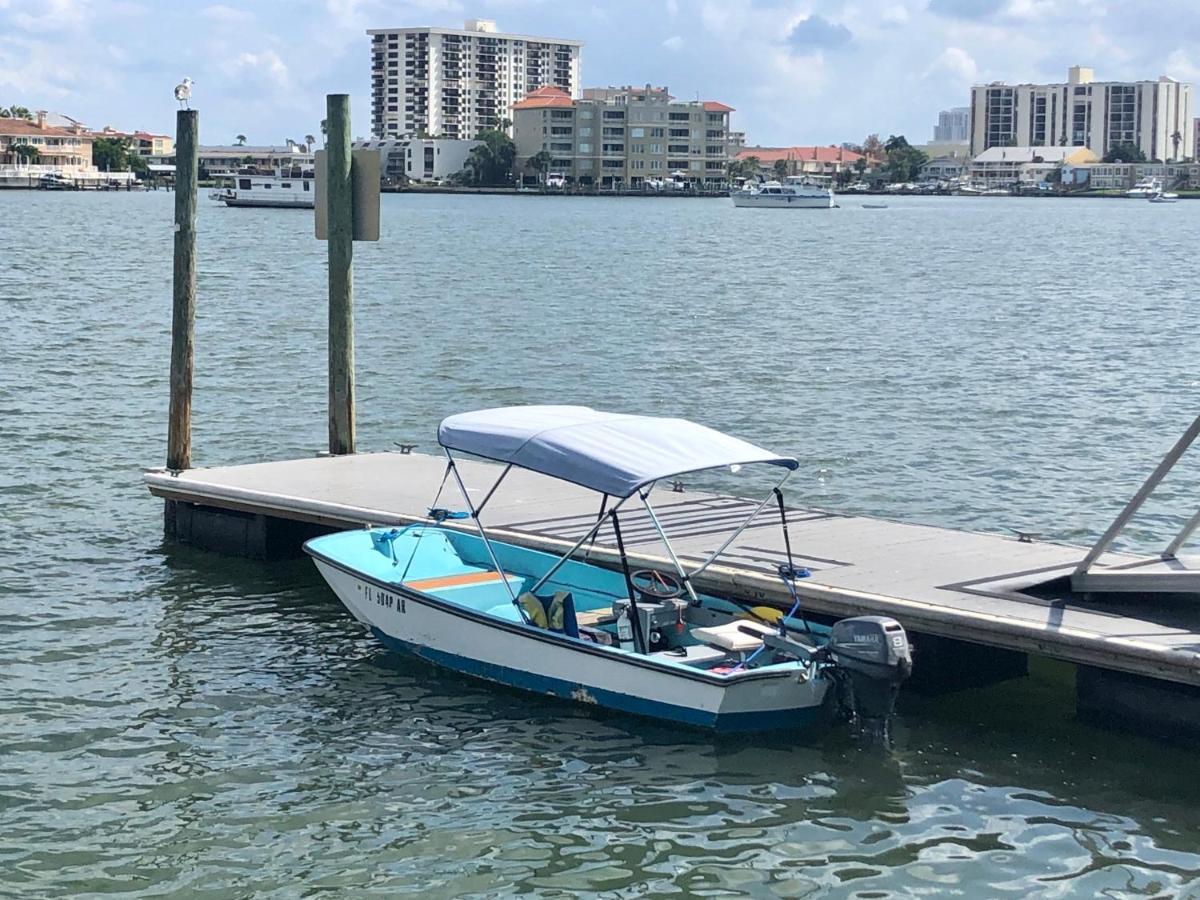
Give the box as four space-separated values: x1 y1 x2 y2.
731 177 835 209
210 167 315 208
1125 176 1162 198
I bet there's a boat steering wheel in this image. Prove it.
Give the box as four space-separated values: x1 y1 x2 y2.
630 569 684 600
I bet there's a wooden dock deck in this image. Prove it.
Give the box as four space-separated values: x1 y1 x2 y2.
145 451 1200 695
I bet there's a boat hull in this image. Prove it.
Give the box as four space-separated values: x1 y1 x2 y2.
731 192 834 209
309 553 831 733
219 196 314 209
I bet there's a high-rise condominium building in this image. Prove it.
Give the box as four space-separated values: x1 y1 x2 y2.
969 66 1194 161
933 107 970 143
368 18 583 140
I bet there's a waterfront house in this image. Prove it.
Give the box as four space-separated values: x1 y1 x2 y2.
0 112 92 172
0 111 136 187
735 145 866 185
147 143 315 178
94 126 174 159
919 155 966 181
1074 161 1198 190
968 146 1097 188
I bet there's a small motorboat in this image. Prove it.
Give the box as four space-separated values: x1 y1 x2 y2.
1148 191 1179 203
862 203 889 209
731 177 835 209
306 406 912 739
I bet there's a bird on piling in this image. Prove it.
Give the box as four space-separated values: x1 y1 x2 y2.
174 78 193 108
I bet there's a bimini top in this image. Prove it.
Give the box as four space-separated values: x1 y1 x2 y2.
438 405 798 498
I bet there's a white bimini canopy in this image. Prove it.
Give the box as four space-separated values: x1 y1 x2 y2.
438 406 798 498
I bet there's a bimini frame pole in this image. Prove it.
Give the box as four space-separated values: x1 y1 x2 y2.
528 492 633 596
639 488 701 604
474 463 511 516
445 451 518 603
690 469 793 579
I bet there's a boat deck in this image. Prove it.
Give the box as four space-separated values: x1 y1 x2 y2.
144 452 1200 688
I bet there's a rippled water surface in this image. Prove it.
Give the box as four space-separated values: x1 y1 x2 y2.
3 191 1200 897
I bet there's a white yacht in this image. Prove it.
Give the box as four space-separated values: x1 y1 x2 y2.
210 168 314 208
731 177 834 209
1125 176 1162 199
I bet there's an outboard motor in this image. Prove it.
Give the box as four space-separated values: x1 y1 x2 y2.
827 616 912 747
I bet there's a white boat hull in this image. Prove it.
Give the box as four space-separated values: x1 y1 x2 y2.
731 191 834 209
311 556 831 732
214 193 314 209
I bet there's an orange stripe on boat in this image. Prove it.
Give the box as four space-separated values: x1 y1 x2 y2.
405 570 506 591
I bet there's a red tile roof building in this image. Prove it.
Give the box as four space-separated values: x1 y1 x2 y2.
736 145 867 179
512 84 735 188
0 112 93 171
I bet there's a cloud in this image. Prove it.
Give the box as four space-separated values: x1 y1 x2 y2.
228 49 290 90
11 0 90 32
926 0 1005 21
786 15 852 50
925 46 978 83
1165 48 1200 84
662 35 683 51
201 4 253 23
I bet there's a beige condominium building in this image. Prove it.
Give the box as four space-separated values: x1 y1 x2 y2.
368 18 582 140
512 84 733 188
969 66 1194 161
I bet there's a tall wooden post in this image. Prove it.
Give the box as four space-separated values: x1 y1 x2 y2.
326 94 355 455
167 108 198 472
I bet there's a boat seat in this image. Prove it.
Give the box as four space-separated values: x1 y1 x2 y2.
406 570 526 608
650 644 728 667
575 608 617 627
406 570 512 592
691 620 775 654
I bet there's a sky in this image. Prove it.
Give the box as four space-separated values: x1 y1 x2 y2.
2 0 1199 148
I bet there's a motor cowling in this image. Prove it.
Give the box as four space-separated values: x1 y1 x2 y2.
827 616 912 745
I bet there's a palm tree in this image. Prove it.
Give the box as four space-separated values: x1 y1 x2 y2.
772 158 789 180
0 106 33 120
527 150 553 184
13 144 40 164
305 134 316 152
235 134 247 146
1172 130 1183 161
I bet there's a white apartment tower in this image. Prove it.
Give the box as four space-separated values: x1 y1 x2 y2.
969 66 1194 161
369 18 583 140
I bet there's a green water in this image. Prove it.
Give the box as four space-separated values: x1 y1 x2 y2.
2 191 1199 897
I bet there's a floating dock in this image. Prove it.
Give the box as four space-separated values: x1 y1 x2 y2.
145 451 1200 737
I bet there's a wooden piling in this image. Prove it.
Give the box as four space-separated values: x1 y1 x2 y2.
167 108 198 473
326 94 355 456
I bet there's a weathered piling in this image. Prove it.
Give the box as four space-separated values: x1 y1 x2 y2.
167 108 198 472
326 94 355 456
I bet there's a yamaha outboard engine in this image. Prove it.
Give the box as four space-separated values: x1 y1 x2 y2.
827 616 912 747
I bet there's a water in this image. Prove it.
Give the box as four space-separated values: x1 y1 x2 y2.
2 191 1200 897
